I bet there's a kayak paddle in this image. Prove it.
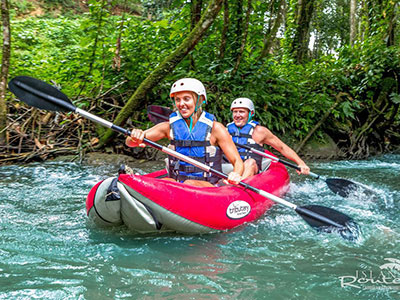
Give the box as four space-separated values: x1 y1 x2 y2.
147 104 375 198
147 105 174 125
234 143 376 198
8 76 359 240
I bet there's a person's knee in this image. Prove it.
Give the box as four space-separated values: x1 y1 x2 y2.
244 158 255 167
183 179 194 185
244 158 257 169
162 177 176 182
244 159 258 175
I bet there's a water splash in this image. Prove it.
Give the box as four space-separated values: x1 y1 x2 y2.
0 156 399 299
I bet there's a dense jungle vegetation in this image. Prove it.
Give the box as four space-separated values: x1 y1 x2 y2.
0 0 399 163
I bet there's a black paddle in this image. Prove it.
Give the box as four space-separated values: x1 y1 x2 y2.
8 76 359 240
234 143 376 198
147 105 375 198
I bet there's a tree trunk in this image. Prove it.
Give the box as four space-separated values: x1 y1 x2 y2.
218 0 229 61
385 1 397 47
233 0 243 60
99 0 224 146
0 0 11 145
350 0 357 46
189 0 203 70
291 0 315 64
191 0 203 28
232 0 252 76
358 0 366 42
259 0 285 59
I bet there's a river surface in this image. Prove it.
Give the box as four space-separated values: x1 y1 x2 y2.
0 155 399 299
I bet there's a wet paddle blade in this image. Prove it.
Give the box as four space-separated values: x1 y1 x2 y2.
326 178 376 198
297 204 360 241
8 76 73 112
147 105 172 124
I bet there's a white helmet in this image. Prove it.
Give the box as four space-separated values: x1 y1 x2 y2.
230 98 255 115
170 78 207 102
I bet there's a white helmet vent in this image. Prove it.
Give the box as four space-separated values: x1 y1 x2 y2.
230 97 255 114
170 78 207 101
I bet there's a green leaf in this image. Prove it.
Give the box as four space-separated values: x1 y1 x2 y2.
390 93 400 104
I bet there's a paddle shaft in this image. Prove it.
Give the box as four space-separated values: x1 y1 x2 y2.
147 106 372 205
13 79 346 229
234 142 321 179
148 106 376 198
149 109 315 177
124 136 343 227
83 111 344 228
150 108 320 178
147 109 344 227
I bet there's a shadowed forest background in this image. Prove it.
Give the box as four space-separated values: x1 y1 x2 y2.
0 0 399 164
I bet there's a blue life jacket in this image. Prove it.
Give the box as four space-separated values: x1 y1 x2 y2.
227 120 264 170
168 111 222 184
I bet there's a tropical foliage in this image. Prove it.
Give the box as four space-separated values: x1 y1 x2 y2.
1 0 399 162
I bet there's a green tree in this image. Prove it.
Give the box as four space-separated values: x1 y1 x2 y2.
0 0 11 145
99 0 224 145
291 0 316 64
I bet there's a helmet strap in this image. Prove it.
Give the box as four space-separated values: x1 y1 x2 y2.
188 95 202 132
247 111 252 123
172 94 202 133
188 116 194 132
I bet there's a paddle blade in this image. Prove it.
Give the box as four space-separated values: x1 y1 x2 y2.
147 105 172 124
326 178 375 198
8 76 73 112
297 205 360 241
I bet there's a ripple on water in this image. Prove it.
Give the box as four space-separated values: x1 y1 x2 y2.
0 158 399 299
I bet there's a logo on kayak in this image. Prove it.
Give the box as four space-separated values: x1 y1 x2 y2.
226 201 251 219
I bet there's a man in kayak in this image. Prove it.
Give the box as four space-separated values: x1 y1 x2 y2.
126 78 244 187
227 97 310 179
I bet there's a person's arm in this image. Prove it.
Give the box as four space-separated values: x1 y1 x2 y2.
126 122 170 148
212 121 244 184
254 126 310 175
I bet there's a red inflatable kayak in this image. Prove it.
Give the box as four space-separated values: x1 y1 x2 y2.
86 154 290 234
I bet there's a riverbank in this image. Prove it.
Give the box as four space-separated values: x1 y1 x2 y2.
1 104 399 166
10 139 340 167
47 144 400 170
2 133 399 167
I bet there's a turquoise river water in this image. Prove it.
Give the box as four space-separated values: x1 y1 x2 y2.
0 155 399 299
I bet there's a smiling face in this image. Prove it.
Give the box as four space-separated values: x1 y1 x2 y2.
173 91 198 119
232 107 250 128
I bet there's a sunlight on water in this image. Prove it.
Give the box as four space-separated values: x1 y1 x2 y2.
0 155 399 299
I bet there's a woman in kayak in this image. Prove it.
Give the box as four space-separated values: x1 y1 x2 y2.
126 78 243 187
227 97 310 179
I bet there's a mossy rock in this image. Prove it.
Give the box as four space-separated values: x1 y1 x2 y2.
298 133 343 160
